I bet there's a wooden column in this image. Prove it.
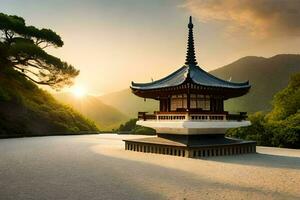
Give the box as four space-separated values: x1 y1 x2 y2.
187 85 190 111
159 99 163 111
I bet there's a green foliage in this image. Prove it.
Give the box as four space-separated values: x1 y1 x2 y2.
0 12 78 90
267 73 300 121
0 85 11 101
131 125 156 135
227 112 271 146
227 73 300 148
118 118 156 135
0 66 98 137
0 13 63 47
0 12 96 137
118 119 138 132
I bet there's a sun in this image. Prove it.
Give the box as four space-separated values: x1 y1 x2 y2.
71 86 86 98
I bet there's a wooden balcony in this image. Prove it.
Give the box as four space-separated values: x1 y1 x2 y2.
138 111 247 121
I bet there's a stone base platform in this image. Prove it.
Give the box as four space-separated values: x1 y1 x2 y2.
123 134 256 158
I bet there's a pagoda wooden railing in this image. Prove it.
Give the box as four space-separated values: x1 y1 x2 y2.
138 111 247 121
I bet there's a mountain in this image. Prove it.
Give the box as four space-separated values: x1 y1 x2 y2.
99 54 300 115
0 66 98 137
210 54 300 113
55 93 129 131
98 89 158 118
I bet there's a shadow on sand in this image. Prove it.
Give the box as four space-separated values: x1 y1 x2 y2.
207 152 300 170
91 149 300 200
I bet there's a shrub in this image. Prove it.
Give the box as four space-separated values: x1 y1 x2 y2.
227 73 300 148
118 118 156 135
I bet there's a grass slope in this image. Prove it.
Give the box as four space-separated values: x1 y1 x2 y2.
55 93 129 131
0 66 98 137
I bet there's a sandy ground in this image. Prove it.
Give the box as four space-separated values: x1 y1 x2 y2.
0 134 299 200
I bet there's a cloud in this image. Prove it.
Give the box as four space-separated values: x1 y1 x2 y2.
182 0 300 37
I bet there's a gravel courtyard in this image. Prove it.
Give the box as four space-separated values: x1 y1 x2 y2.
0 134 299 200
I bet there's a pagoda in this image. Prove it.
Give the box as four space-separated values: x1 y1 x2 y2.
124 17 256 158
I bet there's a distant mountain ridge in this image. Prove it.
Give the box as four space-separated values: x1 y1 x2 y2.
211 54 300 112
98 89 158 117
55 93 128 131
99 54 300 116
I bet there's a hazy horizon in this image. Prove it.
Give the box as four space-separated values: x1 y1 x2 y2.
2 0 300 95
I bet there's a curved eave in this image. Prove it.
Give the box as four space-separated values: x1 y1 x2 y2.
131 81 251 100
131 66 188 90
131 82 251 91
131 65 250 91
190 66 250 89
131 77 251 91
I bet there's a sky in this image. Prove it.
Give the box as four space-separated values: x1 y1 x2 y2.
1 0 300 95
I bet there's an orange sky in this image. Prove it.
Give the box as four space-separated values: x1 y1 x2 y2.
2 0 300 95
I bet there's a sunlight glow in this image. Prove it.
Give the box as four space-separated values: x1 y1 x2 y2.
71 86 86 98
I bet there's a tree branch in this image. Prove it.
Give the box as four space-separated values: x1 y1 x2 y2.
17 71 55 86
41 43 53 49
13 65 40 77
27 62 44 69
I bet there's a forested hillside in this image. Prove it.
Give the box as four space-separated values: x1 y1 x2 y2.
0 67 98 137
227 72 300 148
0 13 98 137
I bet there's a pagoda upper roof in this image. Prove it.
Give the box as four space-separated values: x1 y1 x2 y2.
131 16 250 92
131 64 250 90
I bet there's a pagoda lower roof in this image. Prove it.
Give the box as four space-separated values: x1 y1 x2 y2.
131 65 250 90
